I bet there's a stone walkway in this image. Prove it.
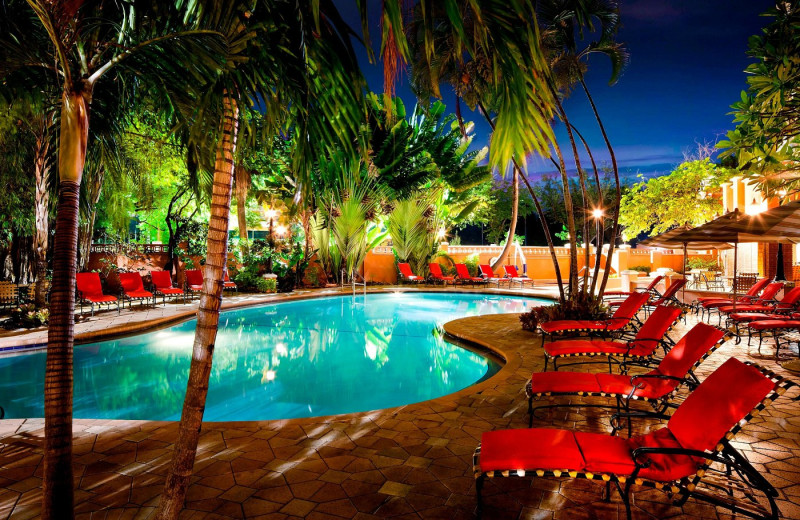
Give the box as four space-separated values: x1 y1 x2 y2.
1 295 799 519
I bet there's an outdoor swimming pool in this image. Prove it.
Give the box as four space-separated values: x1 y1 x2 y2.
0 292 548 421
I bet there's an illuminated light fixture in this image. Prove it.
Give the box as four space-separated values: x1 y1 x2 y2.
437 227 446 239
275 225 288 236
592 208 604 219
745 198 767 216
265 208 279 219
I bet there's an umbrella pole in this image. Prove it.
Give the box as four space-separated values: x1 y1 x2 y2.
682 242 687 301
732 242 738 311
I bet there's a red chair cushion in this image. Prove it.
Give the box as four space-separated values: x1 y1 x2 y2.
668 358 775 453
151 271 174 290
223 281 237 288
158 288 184 295
574 431 636 476
480 429 584 473
728 312 777 322
119 272 144 293
628 428 702 481
656 323 724 378
544 339 621 356
540 320 608 334
529 372 600 395
748 319 800 331
716 304 773 314
185 269 204 286
595 371 678 400
125 290 153 299
76 272 104 298
83 294 117 303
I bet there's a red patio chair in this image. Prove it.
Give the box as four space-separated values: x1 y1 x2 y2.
538 292 649 347
529 322 727 434
694 277 770 317
76 272 119 316
150 270 186 304
504 265 534 288
704 281 784 325
745 315 800 359
428 262 455 286
724 285 800 338
455 263 487 287
641 279 687 317
118 272 154 308
479 264 510 288
543 305 683 372
475 358 796 520
397 263 423 284
184 269 204 299
223 270 238 292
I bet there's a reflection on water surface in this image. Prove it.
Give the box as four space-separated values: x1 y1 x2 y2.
0 293 546 421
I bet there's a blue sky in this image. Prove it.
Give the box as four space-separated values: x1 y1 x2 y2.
334 0 775 180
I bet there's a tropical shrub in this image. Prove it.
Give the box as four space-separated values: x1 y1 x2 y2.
520 293 608 332
464 253 481 276
7 304 49 329
628 265 651 273
687 258 719 271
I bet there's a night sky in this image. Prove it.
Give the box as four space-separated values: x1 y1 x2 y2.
334 0 776 181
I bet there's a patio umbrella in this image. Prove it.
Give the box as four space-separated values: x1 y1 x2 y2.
640 225 734 299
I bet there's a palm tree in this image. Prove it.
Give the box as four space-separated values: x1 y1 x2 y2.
0 2 227 516
154 1 368 517
537 0 627 295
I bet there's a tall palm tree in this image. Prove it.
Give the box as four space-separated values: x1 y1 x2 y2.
0 2 227 516
154 1 368 517
537 0 627 294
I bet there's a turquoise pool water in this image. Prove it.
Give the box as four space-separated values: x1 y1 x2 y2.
0 292 547 421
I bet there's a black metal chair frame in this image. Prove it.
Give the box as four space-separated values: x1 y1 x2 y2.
475 363 798 520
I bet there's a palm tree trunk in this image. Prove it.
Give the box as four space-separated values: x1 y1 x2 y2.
580 76 620 295
475 102 518 272
550 139 579 294
155 95 239 520
43 89 90 520
34 134 51 307
517 166 565 302
552 88 590 294
491 167 519 271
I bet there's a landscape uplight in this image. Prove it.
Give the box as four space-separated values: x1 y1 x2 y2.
592 208 604 219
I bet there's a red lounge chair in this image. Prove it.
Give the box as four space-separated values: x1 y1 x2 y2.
504 265 534 288
397 263 423 284
184 269 204 299
529 322 727 434
703 281 784 325
538 292 649 347
603 275 664 301
150 270 186 304
745 316 800 359
76 272 119 316
428 262 455 286
724 286 800 335
223 271 238 292
479 264 510 287
118 272 154 308
543 305 683 372
640 279 687 317
694 277 770 316
455 263 487 287
475 359 796 520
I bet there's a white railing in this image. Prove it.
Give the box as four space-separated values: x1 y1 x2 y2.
90 243 170 255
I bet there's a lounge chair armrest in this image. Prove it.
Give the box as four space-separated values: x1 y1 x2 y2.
630 373 685 385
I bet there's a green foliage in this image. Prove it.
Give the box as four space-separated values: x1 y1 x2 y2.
7 304 49 329
628 265 651 273
388 194 442 275
686 258 719 271
464 253 481 277
619 159 734 239
475 179 535 244
519 293 608 331
718 3 800 195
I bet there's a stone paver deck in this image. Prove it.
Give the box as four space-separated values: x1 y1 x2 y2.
1 291 799 519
